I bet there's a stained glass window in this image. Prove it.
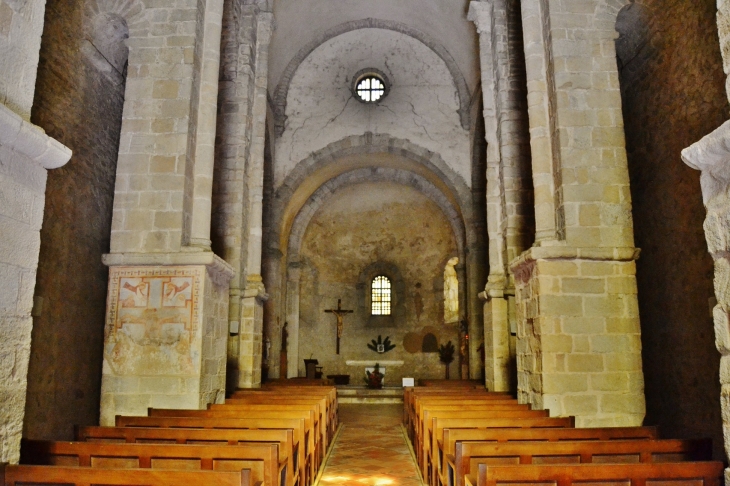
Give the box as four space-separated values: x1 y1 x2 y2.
371 275 391 315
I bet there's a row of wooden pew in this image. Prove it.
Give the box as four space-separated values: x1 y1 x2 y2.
2 382 338 486
404 381 723 486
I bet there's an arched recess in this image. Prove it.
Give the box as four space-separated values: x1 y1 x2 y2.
286 168 467 264
263 135 478 378
271 18 472 136
271 133 475 255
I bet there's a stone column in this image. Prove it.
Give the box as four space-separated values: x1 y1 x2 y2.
286 262 302 378
512 0 645 427
100 0 234 423
683 122 730 481
212 3 272 389
469 0 533 392
240 8 273 388
0 0 72 463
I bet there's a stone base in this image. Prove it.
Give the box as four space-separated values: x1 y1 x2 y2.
100 262 231 424
512 248 646 427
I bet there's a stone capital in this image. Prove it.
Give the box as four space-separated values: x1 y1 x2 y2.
510 245 641 272
244 274 269 302
102 251 235 284
467 1 494 35
682 119 730 205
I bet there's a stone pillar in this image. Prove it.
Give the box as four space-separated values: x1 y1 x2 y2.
100 0 233 422
469 0 533 392
212 3 272 389
0 0 72 463
511 0 645 427
286 262 301 378
683 122 730 480
240 8 272 388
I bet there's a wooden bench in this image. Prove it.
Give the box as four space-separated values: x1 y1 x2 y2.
446 438 712 486
417 407 547 458
436 426 659 486
218 398 331 452
75 425 299 486
463 461 724 486
410 399 524 440
0 463 254 486
114 415 311 486
231 388 338 439
150 405 324 468
405 390 513 429
425 416 575 486
21 440 283 486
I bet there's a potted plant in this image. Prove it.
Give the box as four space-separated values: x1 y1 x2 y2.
438 341 455 379
365 363 384 389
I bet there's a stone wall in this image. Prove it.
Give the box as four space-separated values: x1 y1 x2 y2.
0 0 46 120
618 0 726 460
23 0 127 442
0 0 71 464
297 182 461 383
514 252 644 427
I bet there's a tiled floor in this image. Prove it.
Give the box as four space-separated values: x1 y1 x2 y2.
317 404 425 486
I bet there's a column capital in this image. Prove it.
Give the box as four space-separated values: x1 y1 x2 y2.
467 1 494 34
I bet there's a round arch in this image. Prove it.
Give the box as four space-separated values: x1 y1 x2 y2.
270 133 475 259
271 18 472 136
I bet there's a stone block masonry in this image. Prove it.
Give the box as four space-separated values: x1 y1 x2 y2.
100 263 231 424
512 247 645 427
0 104 71 463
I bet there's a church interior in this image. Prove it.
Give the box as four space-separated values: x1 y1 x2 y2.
3 0 730 482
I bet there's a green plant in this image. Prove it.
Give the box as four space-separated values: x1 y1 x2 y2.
367 335 396 353
438 341 455 364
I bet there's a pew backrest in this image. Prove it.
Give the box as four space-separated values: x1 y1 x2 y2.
1 464 252 486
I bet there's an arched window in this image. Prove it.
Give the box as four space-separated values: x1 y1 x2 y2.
371 276 392 315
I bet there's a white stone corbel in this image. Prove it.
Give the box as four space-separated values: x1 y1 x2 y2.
0 103 71 169
682 120 730 206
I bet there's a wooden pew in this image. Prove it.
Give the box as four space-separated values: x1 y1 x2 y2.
416 409 550 476
410 399 523 439
75 425 299 486
231 387 338 438
149 405 324 468
405 390 513 429
436 425 659 485
0 464 254 486
218 398 331 452
464 461 723 486
447 438 712 486
425 416 575 486
21 440 283 486
115 415 311 486
414 404 550 454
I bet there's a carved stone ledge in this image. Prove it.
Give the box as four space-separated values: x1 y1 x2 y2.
0 103 71 169
102 251 235 284
682 120 730 206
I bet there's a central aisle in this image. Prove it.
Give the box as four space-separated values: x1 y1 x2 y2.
318 404 424 486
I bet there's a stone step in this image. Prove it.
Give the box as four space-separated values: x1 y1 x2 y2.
336 386 404 404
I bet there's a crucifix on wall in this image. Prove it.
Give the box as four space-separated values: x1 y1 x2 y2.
324 299 353 355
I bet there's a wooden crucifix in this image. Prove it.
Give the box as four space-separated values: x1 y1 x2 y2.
324 299 353 355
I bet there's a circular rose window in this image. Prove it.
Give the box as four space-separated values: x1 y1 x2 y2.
352 68 390 104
